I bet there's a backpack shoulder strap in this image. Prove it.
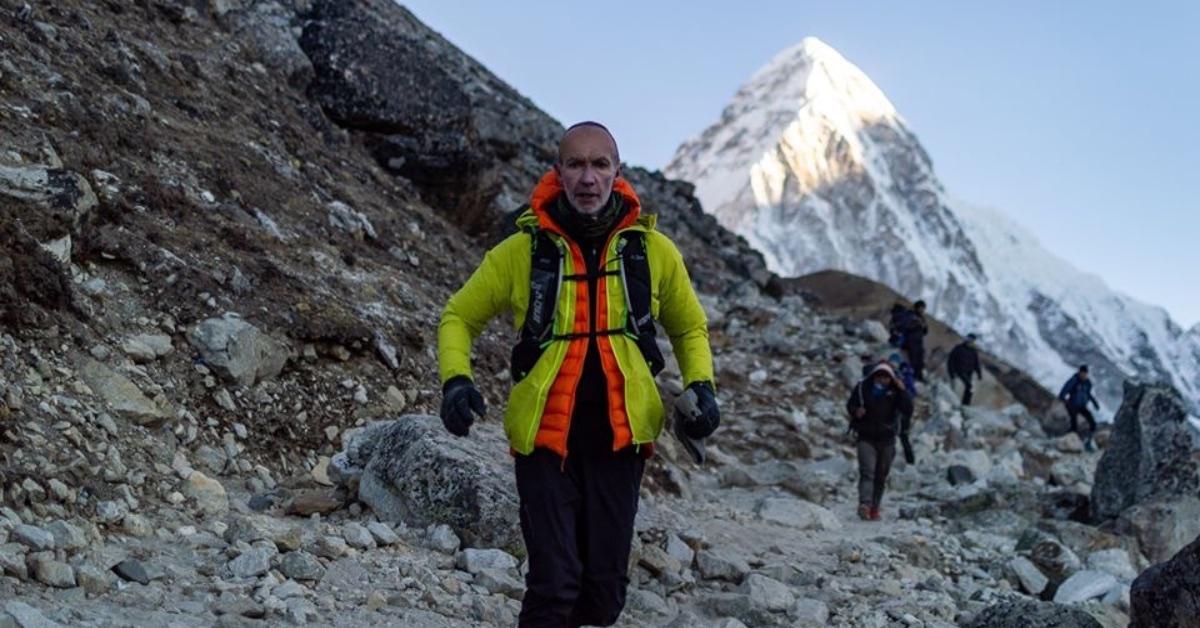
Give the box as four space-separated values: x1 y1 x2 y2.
618 231 665 375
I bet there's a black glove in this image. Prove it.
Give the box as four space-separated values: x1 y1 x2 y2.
440 376 486 437
678 381 719 439
900 433 916 465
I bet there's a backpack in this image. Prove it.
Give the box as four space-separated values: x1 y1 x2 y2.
509 226 665 382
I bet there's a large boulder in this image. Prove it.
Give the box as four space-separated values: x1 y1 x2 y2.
340 416 520 553
1091 382 1198 523
963 599 1102 628
1130 533 1200 628
298 0 560 231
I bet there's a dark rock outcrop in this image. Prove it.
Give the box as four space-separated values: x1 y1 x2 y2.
1091 381 1198 522
1130 533 1200 628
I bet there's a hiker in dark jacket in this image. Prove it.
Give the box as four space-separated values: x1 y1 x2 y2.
847 363 914 521
1059 365 1100 452
900 300 929 382
887 302 908 348
947 334 983 405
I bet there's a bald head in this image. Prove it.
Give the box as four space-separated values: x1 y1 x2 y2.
558 121 619 165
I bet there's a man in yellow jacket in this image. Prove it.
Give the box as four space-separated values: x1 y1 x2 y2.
438 121 718 627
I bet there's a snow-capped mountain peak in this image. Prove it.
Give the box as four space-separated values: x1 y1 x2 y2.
666 38 1200 414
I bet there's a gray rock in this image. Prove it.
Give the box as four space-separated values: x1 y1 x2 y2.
1130 532 1200 628
791 598 830 626
327 201 377 240
755 497 839 530
29 556 75 588
78 358 168 426
120 334 173 362
626 588 671 616
739 573 794 612
183 471 229 516
341 522 375 549
11 524 54 551
95 500 128 524
1092 382 1199 522
1053 570 1118 603
427 524 460 554
0 164 97 230
1087 548 1137 581
279 551 325 582
350 417 519 553
45 521 86 550
3 600 62 627
1008 556 1049 595
697 549 750 583
963 599 1102 628
228 547 275 579
314 535 348 560
365 521 399 546
187 314 289 388
665 534 695 567
456 548 518 574
473 568 523 599
0 543 28 580
111 559 150 585
75 564 113 595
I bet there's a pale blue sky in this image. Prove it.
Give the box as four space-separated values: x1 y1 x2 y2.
402 1 1200 328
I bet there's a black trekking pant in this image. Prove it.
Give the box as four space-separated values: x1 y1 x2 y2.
954 372 974 405
1067 406 1096 438
515 447 645 628
856 439 896 508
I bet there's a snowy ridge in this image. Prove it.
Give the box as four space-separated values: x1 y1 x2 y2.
667 37 1200 414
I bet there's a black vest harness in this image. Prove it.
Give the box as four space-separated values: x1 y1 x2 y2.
510 226 666 382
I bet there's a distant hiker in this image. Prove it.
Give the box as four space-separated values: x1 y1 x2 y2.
887 302 908 348
1059 365 1100 452
438 122 718 627
947 334 983 405
847 363 914 521
887 353 918 398
901 300 929 382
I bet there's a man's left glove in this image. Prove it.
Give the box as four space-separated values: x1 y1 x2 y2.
440 376 486 437
678 381 720 439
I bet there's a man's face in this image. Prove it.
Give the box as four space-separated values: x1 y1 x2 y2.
915 304 926 314
1079 370 1089 380
873 373 892 387
555 126 619 215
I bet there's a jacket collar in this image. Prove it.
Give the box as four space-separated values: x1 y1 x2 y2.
528 170 644 237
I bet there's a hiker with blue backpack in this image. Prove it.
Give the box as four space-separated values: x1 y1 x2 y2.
847 363 915 521
1059 365 1100 452
888 300 929 382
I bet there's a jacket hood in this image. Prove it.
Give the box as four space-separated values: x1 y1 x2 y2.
867 363 896 380
525 170 651 235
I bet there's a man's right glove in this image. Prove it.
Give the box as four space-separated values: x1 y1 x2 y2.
673 381 719 465
678 381 719 438
440 376 486 437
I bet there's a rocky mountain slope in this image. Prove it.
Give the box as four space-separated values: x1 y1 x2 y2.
665 37 1200 416
1 2 1196 627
